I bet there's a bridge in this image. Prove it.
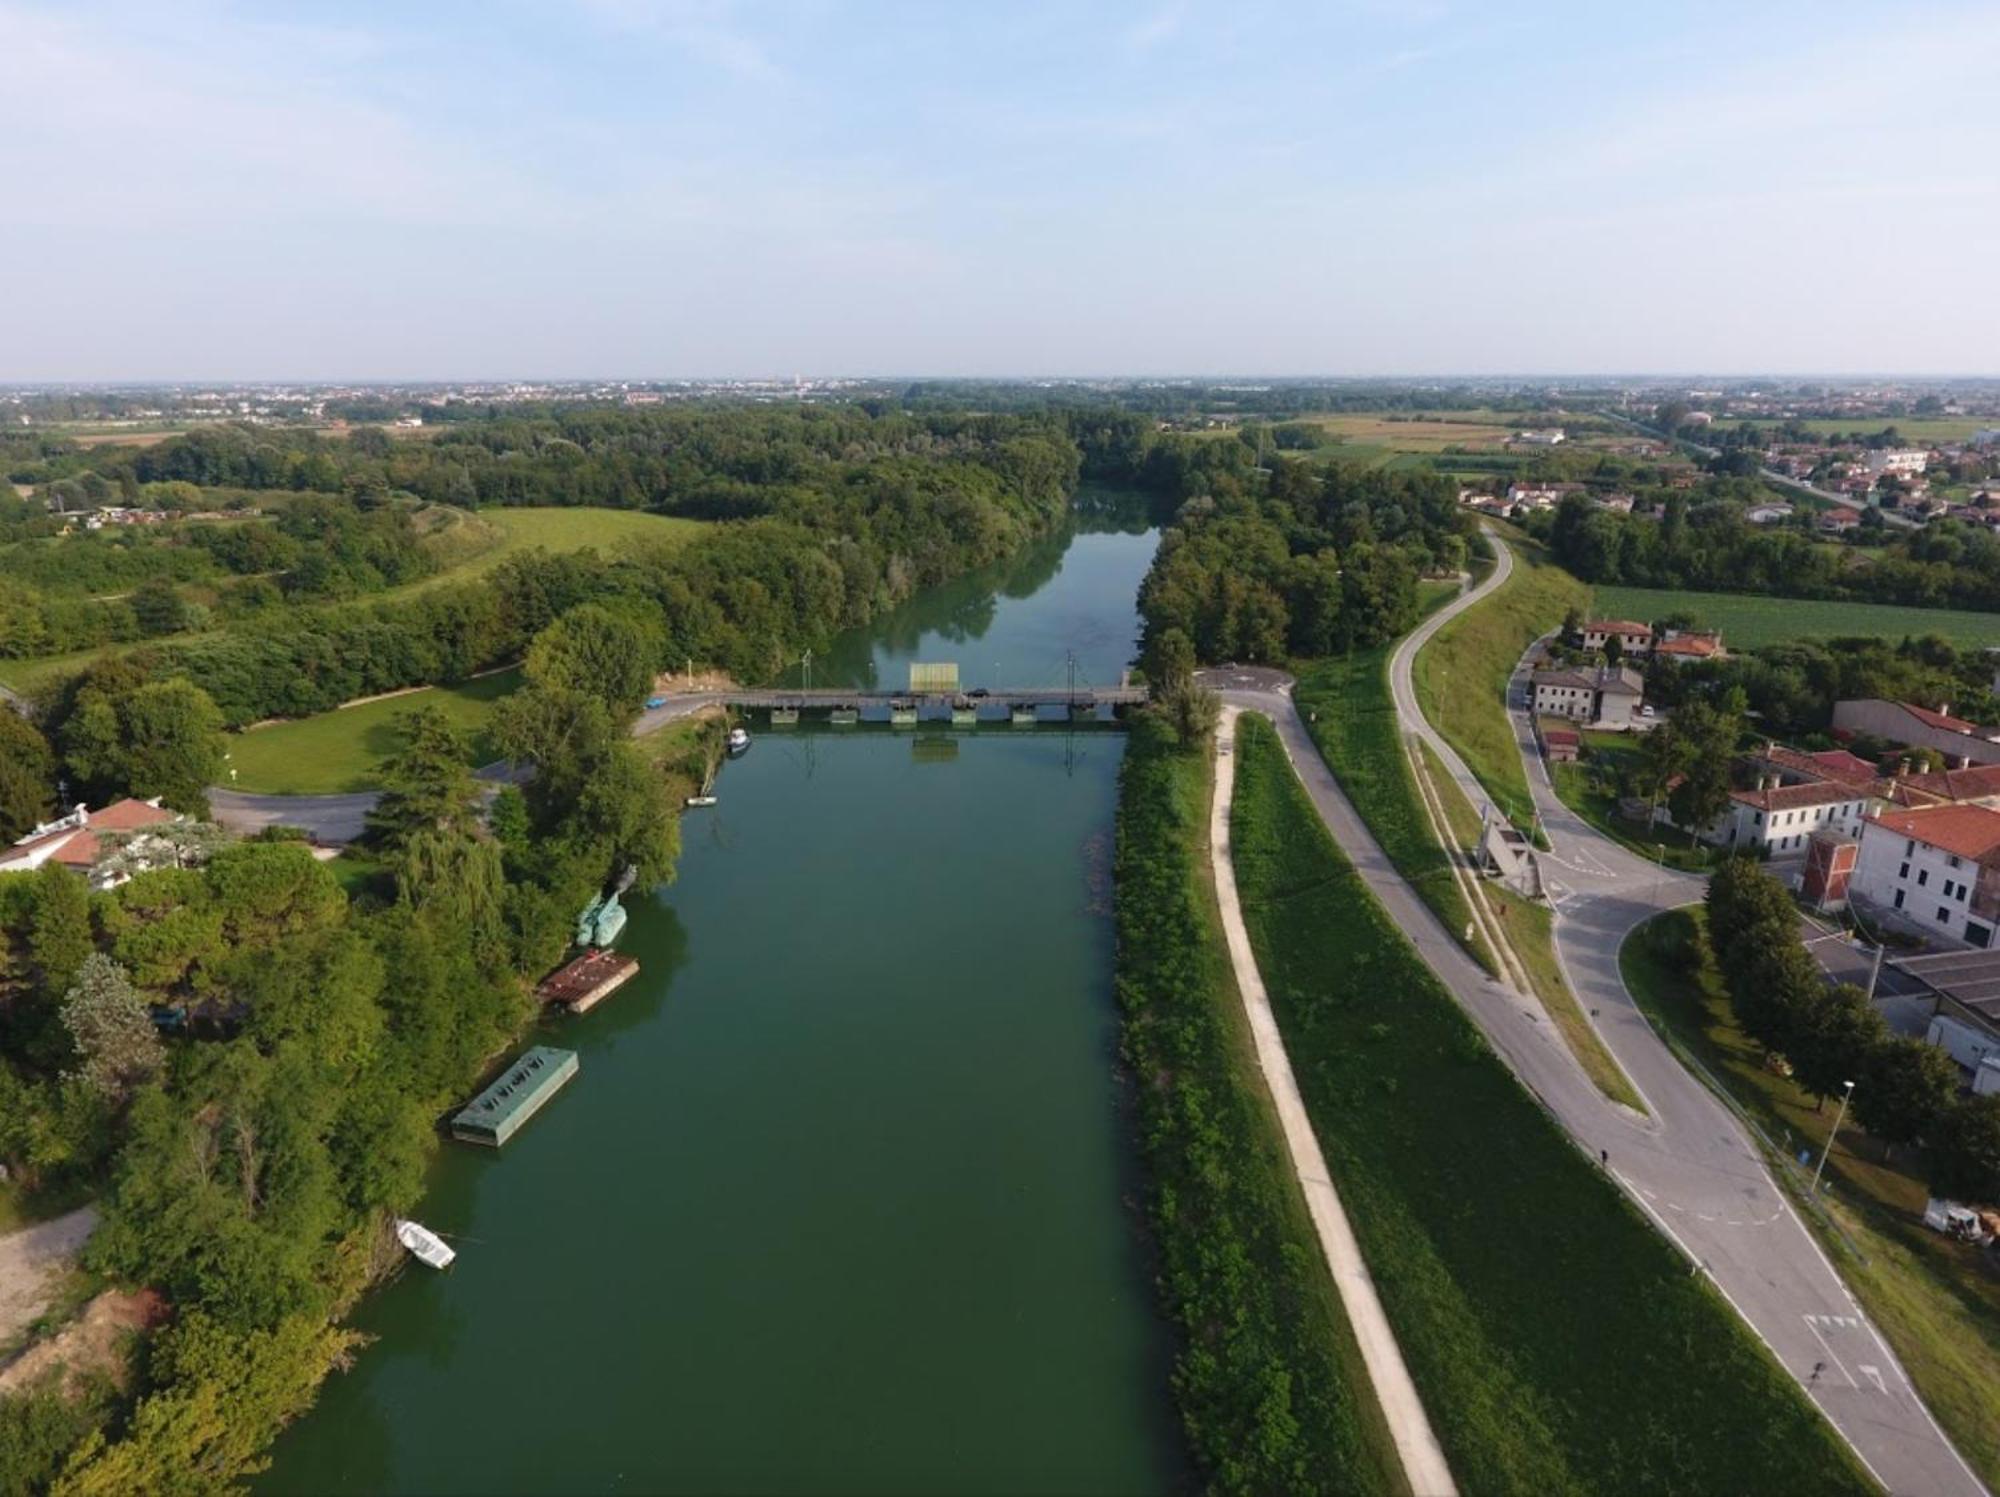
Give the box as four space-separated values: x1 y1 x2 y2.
718 685 1149 711
651 658 1149 726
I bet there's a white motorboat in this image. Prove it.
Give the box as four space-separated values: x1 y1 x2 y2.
394 1218 457 1270
726 726 751 753
685 794 718 808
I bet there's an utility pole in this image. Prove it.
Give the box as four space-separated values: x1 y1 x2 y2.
1865 941 1885 1002
1811 1079 1856 1194
1067 650 1078 710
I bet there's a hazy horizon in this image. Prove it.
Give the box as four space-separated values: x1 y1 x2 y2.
5 0 1997 383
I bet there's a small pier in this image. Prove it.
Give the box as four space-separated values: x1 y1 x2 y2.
535 950 639 1015
451 1046 579 1147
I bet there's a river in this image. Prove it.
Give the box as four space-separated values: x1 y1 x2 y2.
261 513 1184 1495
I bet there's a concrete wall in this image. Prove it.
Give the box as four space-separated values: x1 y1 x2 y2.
1832 699 2000 767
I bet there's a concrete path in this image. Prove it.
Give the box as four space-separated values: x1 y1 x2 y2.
1205 528 1983 1496
0 1206 98 1354
1210 706 1457 1497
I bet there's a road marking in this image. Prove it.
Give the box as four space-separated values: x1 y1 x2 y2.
1804 1317 1860 1389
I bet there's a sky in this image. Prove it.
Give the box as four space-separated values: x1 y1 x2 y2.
2 0 1997 380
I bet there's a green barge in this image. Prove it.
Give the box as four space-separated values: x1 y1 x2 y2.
450 1046 580 1147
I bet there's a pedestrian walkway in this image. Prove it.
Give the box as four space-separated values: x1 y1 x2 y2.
1209 707 1457 1497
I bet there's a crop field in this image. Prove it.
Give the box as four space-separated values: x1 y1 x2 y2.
225 668 521 794
1592 585 2000 650
1226 715 1870 1496
1708 416 1994 444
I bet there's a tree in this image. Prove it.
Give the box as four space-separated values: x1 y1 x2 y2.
0 711 55 842
1854 1037 1961 1156
1924 1095 2000 1204
524 603 657 713
61 677 226 816
61 954 164 1101
30 862 94 1004
1158 684 1221 747
130 578 190 637
366 707 480 852
1143 627 1197 695
1786 983 1887 1107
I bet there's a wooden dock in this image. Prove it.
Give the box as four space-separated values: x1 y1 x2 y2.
534 950 639 1015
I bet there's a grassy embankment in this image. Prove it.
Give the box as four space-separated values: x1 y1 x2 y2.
226 669 522 794
1412 532 1587 831
1624 909 2000 1490
1226 714 1871 1495
1592 584 2000 652
1113 714 1405 1494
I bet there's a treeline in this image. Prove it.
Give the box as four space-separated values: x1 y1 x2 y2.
10 410 1080 717
1542 493 2000 611
1112 712 1397 1492
1706 860 2000 1202
1641 634 2000 744
1134 459 1474 665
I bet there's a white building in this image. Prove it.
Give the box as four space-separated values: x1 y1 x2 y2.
1514 428 1566 445
1711 780 1871 856
1851 804 2000 949
1530 665 1644 728
1866 448 1929 477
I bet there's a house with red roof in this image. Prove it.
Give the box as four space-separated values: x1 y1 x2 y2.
1852 803 2000 949
0 799 182 889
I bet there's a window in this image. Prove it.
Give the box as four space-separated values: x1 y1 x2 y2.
1907 839 1916 856
1894 889 1906 909
1938 905 1952 924
1919 869 1930 887
1950 855 1963 870
1968 921 1993 949
1899 862 1910 879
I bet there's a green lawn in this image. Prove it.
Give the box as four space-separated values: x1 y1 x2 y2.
225 669 521 793
1550 731 1715 873
1593 585 2000 651
1623 910 2000 1492
1227 716 1871 1495
1414 531 1589 829
1114 715 1405 1493
386 507 705 600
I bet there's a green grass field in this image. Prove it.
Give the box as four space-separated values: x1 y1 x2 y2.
1549 731 1715 873
1623 911 2000 1491
387 506 706 600
1414 532 1588 829
225 669 521 793
1227 716 1870 1495
1708 416 1994 444
1592 585 1999 650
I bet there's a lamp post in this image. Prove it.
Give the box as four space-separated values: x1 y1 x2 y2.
1811 1080 1856 1194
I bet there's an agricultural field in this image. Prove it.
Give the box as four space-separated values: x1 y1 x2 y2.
1226 715 1869 1495
1592 585 2000 651
1708 416 1996 445
1623 911 2000 1492
224 668 521 794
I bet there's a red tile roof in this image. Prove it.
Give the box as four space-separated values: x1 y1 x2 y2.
1731 781 1866 813
1865 804 2000 862
1654 634 1722 658
1583 619 1651 636
1896 763 2000 804
1903 703 1981 735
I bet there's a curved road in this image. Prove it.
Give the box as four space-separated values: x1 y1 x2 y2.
209 696 724 844
1204 528 1983 1497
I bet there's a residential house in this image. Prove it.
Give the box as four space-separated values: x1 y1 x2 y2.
0 799 182 889
1818 506 1864 534
1531 665 1645 728
1578 618 1653 656
1593 492 1636 514
1652 629 1724 663
1851 803 2000 949
1866 448 1930 477
1831 699 2000 769
1746 502 1794 524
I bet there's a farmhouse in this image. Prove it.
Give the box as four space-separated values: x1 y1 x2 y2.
1652 629 1724 663
1531 665 1644 728
1578 618 1653 655
1818 507 1864 534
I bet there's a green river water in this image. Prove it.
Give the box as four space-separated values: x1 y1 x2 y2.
261 516 1185 1494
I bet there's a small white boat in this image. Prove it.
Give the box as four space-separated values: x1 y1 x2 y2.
685 794 718 808
726 727 751 753
394 1218 456 1270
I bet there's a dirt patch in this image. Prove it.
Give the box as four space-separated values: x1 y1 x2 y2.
654 669 740 693
0 1206 99 1352
0 1288 168 1398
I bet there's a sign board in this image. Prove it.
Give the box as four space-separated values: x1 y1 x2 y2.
909 662 959 694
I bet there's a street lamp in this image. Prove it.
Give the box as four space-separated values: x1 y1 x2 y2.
1810 1080 1856 1194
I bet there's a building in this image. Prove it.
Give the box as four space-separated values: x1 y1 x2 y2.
1652 630 1724 663
1530 665 1644 728
1887 948 2000 1092
1578 618 1653 655
1851 803 2000 949
0 799 182 888
1866 448 1929 477
1713 779 1872 856
1818 506 1864 534
1746 502 1794 525
1540 725 1581 763
1513 428 1566 446
1801 828 1858 908
1832 699 2000 769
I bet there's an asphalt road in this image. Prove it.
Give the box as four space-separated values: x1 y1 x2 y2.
1202 529 1985 1497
